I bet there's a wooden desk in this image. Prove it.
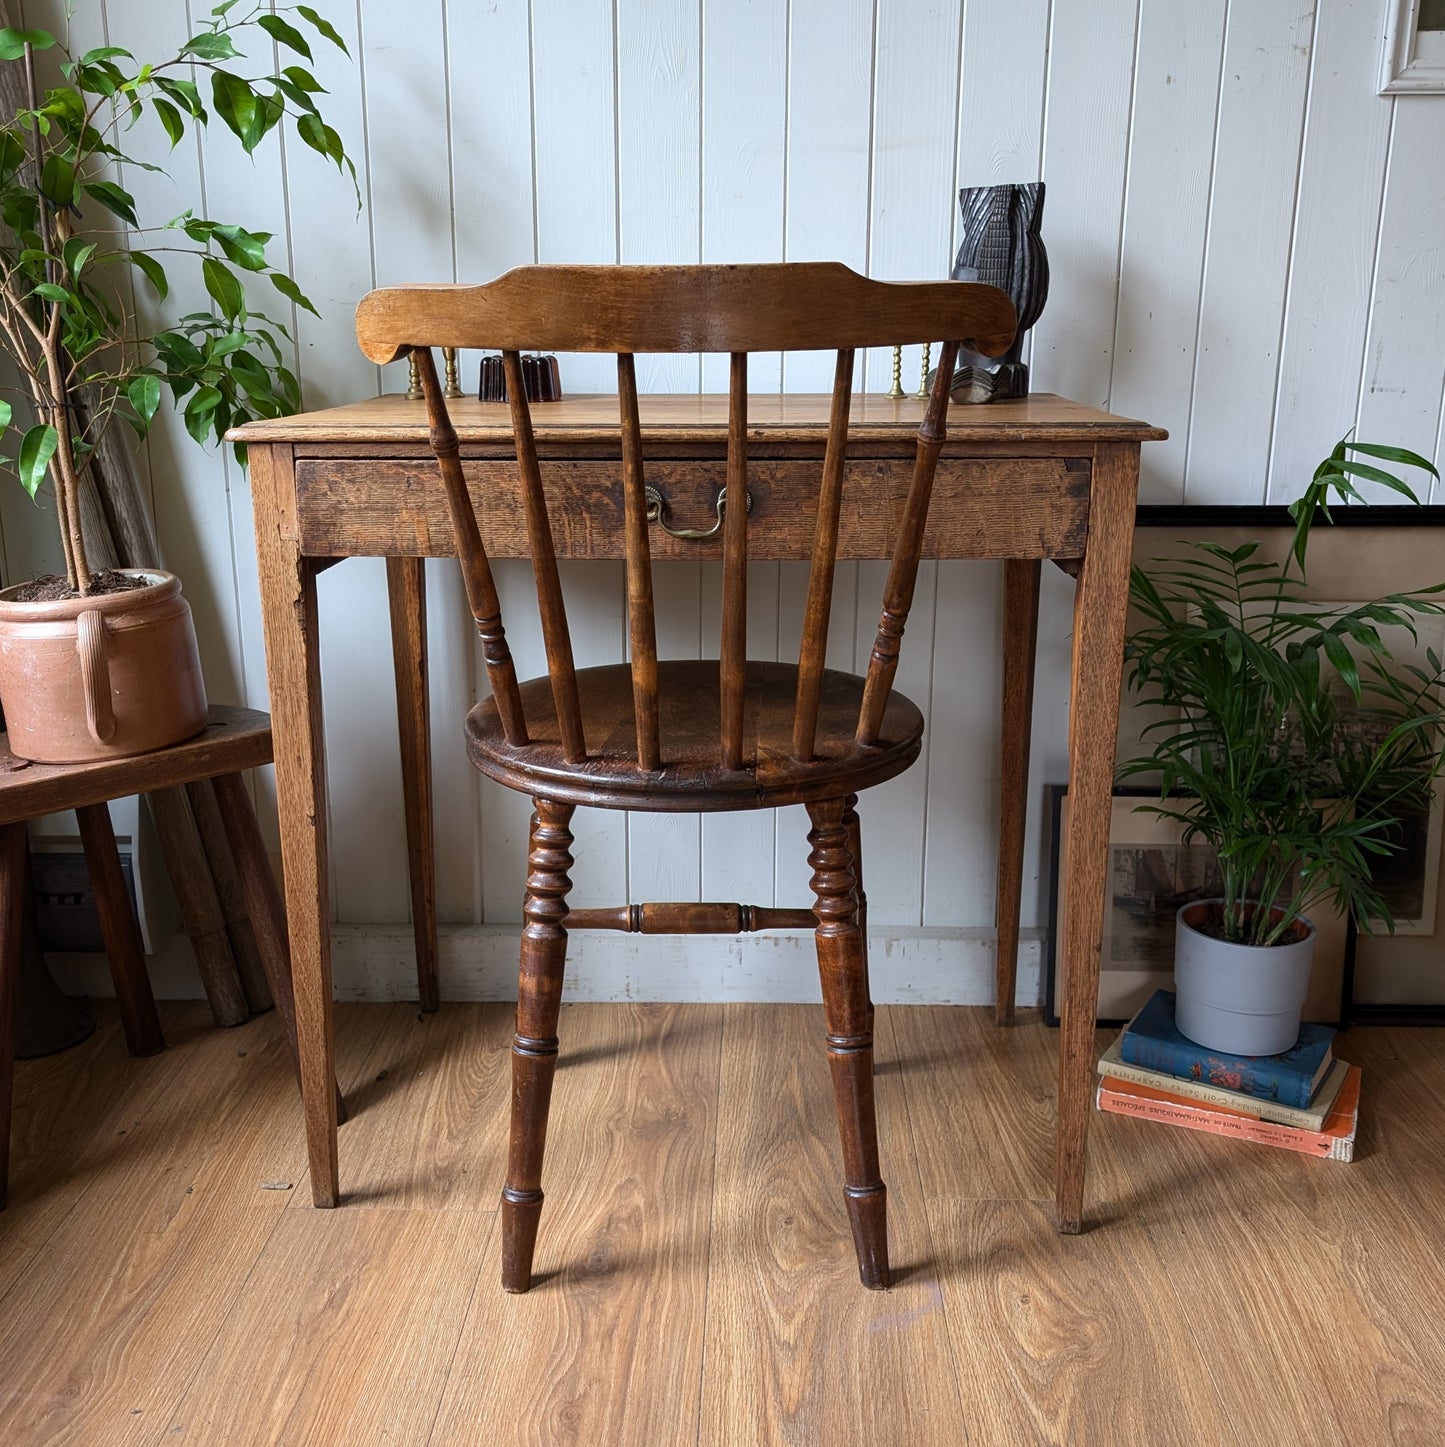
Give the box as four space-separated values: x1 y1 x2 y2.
235 391 1165 1231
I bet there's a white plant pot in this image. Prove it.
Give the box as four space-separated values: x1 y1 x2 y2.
1173 900 1316 1055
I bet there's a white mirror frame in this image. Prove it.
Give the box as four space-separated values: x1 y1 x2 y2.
1380 0 1445 93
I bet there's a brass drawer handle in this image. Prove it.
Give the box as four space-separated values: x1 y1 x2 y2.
644 483 752 541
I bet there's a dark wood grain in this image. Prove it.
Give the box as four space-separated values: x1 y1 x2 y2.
355 262 1016 361
994 557 1041 1027
617 353 661 770
415 349 527 747
793 349 855 761
75 802 164 1058
503 349 584 762
355 266 1019 1292
465 660 923 813
720 352 749 769
858 340 958 745
501 799 576 1293
567 902 817 933
0 705 272 824
807 797 887 1288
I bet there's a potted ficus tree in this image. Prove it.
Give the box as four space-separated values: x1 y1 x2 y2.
1122 438 1445 1054
0 4 355 763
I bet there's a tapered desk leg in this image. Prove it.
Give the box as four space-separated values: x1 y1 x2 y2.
251 443 339 1208
211 772 346 1125
1056 443 1138 1234
386 556 439 1014
994 559 1041 1027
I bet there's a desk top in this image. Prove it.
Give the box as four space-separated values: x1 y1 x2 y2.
232 391 1166 448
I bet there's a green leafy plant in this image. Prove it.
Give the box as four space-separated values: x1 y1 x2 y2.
0 3 357 595
1122 439 1445 948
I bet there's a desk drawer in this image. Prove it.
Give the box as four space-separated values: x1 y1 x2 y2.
293 455 1090 561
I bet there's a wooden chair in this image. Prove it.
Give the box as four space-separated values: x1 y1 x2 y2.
355 262 1016 1292
0 706 337 1207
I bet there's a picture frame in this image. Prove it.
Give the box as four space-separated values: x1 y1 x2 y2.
1379 0 1445 94
1123 503 1445 1025
1043 785 1354 1030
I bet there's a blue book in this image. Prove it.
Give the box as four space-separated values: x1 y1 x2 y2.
1119 990 1334 1108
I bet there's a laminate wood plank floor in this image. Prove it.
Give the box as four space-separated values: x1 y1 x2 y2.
1 1000 1442 1446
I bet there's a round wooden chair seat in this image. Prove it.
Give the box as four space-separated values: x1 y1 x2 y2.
465 659 924 812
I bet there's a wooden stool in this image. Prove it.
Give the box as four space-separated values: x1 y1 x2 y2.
0 705 327 1208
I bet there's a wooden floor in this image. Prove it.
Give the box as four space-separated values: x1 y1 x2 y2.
2 1000 1444 1445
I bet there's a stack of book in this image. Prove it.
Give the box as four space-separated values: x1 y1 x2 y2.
1095 989 1360 1162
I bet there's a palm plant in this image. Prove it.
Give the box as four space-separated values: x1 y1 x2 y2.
0 3 355 595
1121 439 1445 947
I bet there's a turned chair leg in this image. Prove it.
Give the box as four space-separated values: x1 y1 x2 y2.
807 797 889 1290
841 794 874 1044
501 798 576 1293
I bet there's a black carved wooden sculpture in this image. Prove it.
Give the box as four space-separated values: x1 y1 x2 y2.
945 182 1048 402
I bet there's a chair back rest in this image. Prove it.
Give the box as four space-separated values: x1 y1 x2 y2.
356 263 1016 768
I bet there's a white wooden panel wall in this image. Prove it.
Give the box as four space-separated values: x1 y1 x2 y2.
6 0 1445 1004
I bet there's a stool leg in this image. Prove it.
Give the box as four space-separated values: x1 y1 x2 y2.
807 797 888 1289
1 822 27 1209
75 803 163 1058
501 798 575 1293
211 772 346 1125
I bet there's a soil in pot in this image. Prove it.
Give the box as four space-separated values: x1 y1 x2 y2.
8 571 154 603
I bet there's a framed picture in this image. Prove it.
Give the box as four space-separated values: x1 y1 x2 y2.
1379 0 1445 93
1044 786 1353 1029
1125 503 1445 1023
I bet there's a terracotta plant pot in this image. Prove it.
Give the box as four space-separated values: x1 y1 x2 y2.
0 569 208 764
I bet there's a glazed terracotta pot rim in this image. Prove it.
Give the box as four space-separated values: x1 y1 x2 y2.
0 568 177 622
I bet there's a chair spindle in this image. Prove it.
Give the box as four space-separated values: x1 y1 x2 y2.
617 354 662 771
792 347 856 761
856 338 960 747
720 351 749 770
503 349 586 764
415 349 527 745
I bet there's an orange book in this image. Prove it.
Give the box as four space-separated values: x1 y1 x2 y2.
1096 1064 1361 1162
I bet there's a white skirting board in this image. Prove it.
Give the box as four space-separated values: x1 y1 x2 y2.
48 927 1046 1007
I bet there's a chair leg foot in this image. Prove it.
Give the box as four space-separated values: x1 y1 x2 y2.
808 797 890 1291
500 798 574 1295
501 1188 545 1292
844 1183 890 1289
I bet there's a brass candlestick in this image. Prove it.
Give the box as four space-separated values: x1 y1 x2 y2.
916 341 931 400
443 347 462 399
888 344 905 399
406 353 423 400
